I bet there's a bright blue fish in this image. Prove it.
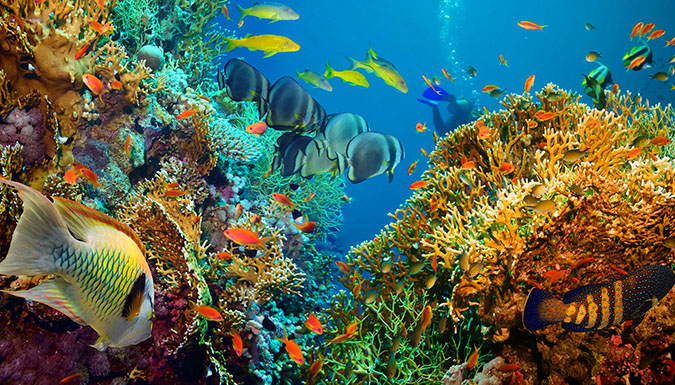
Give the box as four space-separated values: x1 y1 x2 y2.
523 264 675 332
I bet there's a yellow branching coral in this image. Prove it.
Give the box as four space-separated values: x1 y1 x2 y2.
0 144 22 254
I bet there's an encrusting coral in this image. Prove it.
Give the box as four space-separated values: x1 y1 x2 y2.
325 84 675 384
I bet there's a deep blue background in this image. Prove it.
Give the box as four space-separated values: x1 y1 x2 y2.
219 0 675 253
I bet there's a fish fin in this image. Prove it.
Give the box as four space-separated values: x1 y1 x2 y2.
631 314 646 329
51 197 147 264
0 179 70 276
122 273 146 321
3 277 86 325
387 169 394 183
90 336 110 351
224 37 236 52
562 283 604 304
324 61 333 78
523 287 562 332
263 50 278 58
562 322 594 332
235 4 246 22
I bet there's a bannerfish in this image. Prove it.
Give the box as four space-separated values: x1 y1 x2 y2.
582 62 613 93
266 76 327 133
622 44 653 71
217 59 270 117
223 34 300 58
0 179 154 350
523 264 675 332
296 70 333 92
583 74 607 109
321 113 369 159
345 131 404 184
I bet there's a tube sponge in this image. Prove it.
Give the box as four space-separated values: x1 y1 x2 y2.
0 108 46 165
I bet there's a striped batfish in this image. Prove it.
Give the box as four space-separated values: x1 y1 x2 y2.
299 138 347 180
266 76 326 133
523 264 675 332
217 58 270 117
271 132 313 177
321 113 369 160
0 179 154 350
345 131 404 184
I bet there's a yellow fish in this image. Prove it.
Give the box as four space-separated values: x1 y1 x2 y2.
224 34 300 58
346 48 408 93
235 2 299 23
324 61 369 87
0 179 154 350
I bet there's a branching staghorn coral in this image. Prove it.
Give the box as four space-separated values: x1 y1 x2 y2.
328 84 675 383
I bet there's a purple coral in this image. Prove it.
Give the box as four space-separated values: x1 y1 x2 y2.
0 108 46 165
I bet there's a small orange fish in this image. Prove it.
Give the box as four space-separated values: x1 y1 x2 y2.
534 111 555 121
626 147 642 159
308 357 324 379
524 74 535 93
429 199 438 211
165 189 188 197
460 156 475 169
224 228 271 247
420 305 432 332
238 20 244 28
481 85 499 93
467 346 481 370
303 192 316 202
518 21 546 30
305 313 323 334
222 4 230 20
666 37 675 46
415 122 427 132
527 120 538 128
498 162 515 174
651 136 671 146
194 305 223 321
294 219 317 233
630 22 644 40
571 256 594 271
407 160 418 175
328 332 352 345
639 23 655 37
110 80 123 90
246 121 267 135
496 364 521 372
409 180 428 190
60 373 86 384
89 20 113 35
232 332 243 356
543 269 567 283
74 41 93 60
647 29 665 40
176 109 198 120
164 181 180 188
650 153 658 161
214 251 234 260
499 54 508 67
124 135 131 156
345 321 359 336
82 74 107 99
235 203 243 219
612 83 619 93
64 169 80 184
342 194 352 203
94 0 105 8
478 125 489 139
72 163 101 189
627 56 646 70
335 260 350 273
441 68 454 82
272 192 294 207
277 331 304 365
252 214 262 223
422 75 440 95
420 147 429 157
431 254 437 272
198 95 212 102
610 265 628 275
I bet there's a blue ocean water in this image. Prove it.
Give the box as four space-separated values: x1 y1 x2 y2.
220 0 675 250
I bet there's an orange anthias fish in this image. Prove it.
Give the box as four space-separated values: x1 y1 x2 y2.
415 122 427 132
176 109 198 120
294 219 317 233
82 74 107 101
60 373 86 384
124 135 131 156
277 331 304 365
467 346 481 370
627 56 646 70
224 228 271 247
460 156 475 169
89 20 113 35
335 260 350 273
246 121 267 135
499 54 508 67
214 251 234 260
639 23 655 37
305 313 323 335
651 136 671 146
630 22 644 40
626 147 642 159
303 192 316 202
64 169 80 184
612 83 620 93
74 41 93 60
409 180 429 190
648 29 665 40
407 160 418 175
71 163 101 190
422 75 440 95
165 189 188 197
194 305 223 321
441 68 454 82
308 357 324 379
482 85 499 93
499 162 515 174
432 254 438 272
524 74 535 92
222 4 230 20
478 125 489 139
527 120 538 128
272 192 295 207
110 80 123 90
232 332 244 356
665 37 675 46
570 257 594 271
543 269 567 283
518 21 547 30
534 111 555 121
420 305 432 332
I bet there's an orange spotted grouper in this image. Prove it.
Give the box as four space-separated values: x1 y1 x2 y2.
523 264 675 332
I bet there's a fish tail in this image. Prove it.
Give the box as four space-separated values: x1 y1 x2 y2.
235 4 246 22
0 179 71 276
344 56 358 71
523 287 563 332
224 36 237 52
324 61 334 78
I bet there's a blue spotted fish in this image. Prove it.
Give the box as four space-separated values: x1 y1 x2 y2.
0 179 154 350
523 265 675 332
